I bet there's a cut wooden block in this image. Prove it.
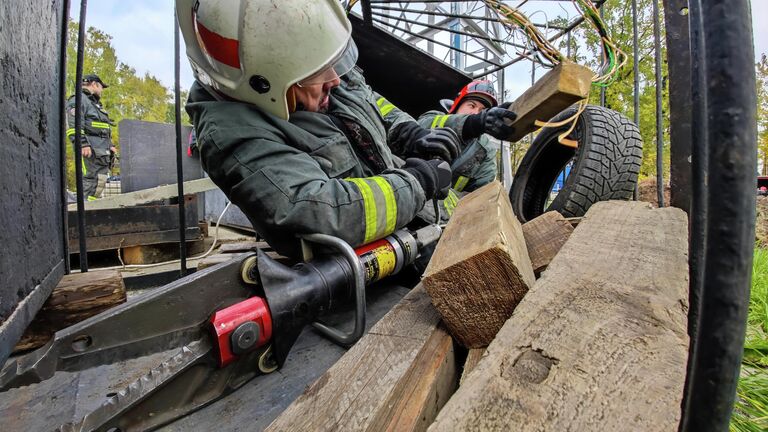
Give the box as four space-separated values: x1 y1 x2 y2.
423 181 535 348
13 270 126 353
460 348 486 386
521 210 574 275
507 61 593 142
266 285 458 432
428 201 690 432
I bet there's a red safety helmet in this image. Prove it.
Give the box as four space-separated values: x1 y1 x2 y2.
448 80 498 114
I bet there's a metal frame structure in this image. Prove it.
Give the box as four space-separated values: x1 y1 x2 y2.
60 0 758 430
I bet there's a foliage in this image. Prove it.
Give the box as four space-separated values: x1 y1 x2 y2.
731 248 768 431
550 0 669 179
757 54 768 175
65 21 189 187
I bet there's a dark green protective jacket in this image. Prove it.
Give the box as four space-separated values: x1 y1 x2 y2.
186 68 426 257
66 89 113 157
418 110 498 192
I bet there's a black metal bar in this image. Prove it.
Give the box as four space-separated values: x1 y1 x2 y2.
599 4 606 107
72 0 89 272
652 0 664 207
372 17 502 66
370 10 527 50
665 0 693 213
681 0 757 430
361 0 373 26
60 0 72 273
174 13 187 276
680 0 707 427
632 0 639 200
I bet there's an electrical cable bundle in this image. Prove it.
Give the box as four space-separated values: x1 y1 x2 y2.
571 0 628 86
484 0 563 67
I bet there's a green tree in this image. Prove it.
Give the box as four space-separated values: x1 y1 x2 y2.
757 53 768 176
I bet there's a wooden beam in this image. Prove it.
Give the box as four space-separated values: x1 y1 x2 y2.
428 201 690 431
507 61 593 143
423 181 535 348
522 211 574 276
266 285 458 432
460 348 486 386
67 177 218 211
13 270 126 353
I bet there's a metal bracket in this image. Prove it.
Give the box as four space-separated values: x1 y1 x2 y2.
301 234 366 346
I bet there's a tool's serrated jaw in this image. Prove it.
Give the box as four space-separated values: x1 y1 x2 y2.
0 340 58 391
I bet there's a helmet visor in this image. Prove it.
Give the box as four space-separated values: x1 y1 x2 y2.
297 39 358 87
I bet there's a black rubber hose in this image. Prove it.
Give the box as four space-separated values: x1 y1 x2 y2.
680 0 757 430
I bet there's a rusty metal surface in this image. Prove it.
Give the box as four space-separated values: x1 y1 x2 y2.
0 281 411 431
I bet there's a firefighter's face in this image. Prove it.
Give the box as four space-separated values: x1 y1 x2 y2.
85 81 104 97
291 76 341 114
455 99 485 115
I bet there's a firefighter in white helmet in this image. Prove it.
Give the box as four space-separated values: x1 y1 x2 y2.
177 0 461 258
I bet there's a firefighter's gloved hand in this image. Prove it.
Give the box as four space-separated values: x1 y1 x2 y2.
403 158 453 200
463 102 517 140
395 122 461 162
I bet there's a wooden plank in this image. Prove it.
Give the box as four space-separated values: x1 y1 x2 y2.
71 227 202 253
460 348 486 386
428 201 690 432
423 181 535 348
121 239 206 265
507 61 593 142
366 326 458 432
218 241 269 254
13 270 126 353
67 177 218 211
266 284 457 432
521 211 574 276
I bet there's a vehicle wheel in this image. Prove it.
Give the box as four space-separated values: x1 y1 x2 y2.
509 104 642 222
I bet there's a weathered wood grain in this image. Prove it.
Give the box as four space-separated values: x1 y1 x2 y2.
522 210 574 275
423 181 535 348
428 201 690 432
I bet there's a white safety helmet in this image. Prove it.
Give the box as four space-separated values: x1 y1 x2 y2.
176 0 358 120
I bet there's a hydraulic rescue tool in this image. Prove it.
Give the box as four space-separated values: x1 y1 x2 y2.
0 224 442 431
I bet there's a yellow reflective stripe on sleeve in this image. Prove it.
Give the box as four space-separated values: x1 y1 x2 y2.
369 177 397 235
380 104 395 116
66 128 85 137
346 178 378 243
376 97 387 108
429 115 441 129
438 115 450 127
443 189 460 217
453 176 469 192
90 121 111 128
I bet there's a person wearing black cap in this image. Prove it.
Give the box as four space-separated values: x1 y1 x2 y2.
66 73 116 200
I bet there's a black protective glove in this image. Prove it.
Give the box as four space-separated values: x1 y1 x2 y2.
391 121 462 162
462 102 518 141
403 158 453 200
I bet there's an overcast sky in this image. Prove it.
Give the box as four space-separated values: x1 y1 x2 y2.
71 0 767 97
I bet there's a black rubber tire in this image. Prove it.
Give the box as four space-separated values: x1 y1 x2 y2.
510 104 642 222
